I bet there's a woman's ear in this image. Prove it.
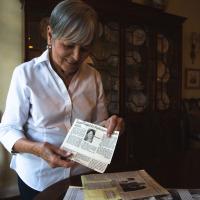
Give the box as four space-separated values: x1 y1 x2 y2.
47 25 53 45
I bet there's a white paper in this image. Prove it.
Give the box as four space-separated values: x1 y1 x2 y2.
63 186 84 200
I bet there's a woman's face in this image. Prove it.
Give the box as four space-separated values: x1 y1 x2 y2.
48 27 91 76
87 131 94 140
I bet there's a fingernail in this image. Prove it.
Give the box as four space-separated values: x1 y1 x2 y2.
65 152 72 156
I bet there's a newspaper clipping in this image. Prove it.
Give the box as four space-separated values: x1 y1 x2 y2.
60 119 119 173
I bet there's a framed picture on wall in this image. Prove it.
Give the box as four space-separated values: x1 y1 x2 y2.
185 68 200 89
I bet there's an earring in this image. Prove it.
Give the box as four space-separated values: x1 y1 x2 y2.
47 44 52 49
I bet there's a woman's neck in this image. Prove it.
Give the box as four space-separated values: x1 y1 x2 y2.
49 51 73 87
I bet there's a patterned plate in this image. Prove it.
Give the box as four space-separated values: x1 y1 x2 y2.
157 61 170 83
133 29 146 46
157 34 169 53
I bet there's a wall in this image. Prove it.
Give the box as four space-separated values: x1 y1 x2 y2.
131 0 200 98
0 0 24 197
167 0 200 97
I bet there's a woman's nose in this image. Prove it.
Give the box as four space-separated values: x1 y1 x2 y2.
72 46 80 61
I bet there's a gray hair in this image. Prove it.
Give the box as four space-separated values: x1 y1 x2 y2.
49 0 99 46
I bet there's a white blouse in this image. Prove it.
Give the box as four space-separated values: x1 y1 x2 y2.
0 50 108 191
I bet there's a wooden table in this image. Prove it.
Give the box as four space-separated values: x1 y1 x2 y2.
34 174 82 200
34 150 200 200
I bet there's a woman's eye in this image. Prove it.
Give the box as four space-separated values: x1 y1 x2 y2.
61 42 90 52
63 44 74 49
80 47 90 52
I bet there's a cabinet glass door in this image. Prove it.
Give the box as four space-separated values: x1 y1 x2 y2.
125 25 151 113
156 32 179 111
91 22 120 115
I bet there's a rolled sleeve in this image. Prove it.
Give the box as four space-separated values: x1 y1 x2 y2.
0 66 30 153
0 127 25 153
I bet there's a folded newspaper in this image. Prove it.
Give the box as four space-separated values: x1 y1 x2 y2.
63 187 200 200
81 170 169 200
60 119 119 173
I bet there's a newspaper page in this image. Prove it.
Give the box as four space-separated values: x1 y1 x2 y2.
63 186 84 200
63 186 120 200
81 170 169 200
60 119 119 173
83 187 121 200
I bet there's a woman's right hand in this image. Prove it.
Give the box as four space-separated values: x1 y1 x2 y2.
38 142 75 168
13 138 75 168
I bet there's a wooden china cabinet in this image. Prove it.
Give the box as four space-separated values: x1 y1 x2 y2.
24 0 186 166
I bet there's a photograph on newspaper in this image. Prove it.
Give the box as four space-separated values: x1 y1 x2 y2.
60 119 119 173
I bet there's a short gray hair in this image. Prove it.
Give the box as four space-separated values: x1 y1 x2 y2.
49 0 99 46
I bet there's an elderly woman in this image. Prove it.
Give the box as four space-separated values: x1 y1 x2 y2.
0 0 124 199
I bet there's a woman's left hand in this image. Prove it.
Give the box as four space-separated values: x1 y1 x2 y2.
101 115 124 136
